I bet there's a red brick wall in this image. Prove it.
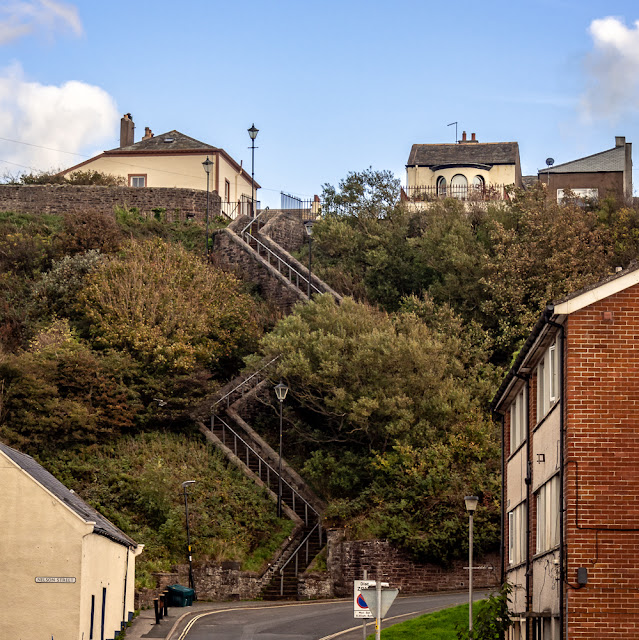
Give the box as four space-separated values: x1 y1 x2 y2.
564 283 639 638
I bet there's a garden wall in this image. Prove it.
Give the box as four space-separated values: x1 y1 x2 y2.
0 184 221 221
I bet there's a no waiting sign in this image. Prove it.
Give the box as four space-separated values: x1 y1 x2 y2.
353 580 388 619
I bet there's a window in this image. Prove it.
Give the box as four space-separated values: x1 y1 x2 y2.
508 502 527 565
129 174 146 187
536 475 560 553
437 176 447 196
537 340 559 421
510 387 527 454
451 174 468 199
557 188 598 204
472 175 485 190
224 179 231 202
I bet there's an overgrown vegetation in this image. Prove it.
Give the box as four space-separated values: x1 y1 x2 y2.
0 207 285 586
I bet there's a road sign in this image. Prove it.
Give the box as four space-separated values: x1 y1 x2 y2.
353 580 388 618
359 587 399 620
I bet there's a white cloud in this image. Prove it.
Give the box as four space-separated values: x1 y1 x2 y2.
581 16 639 122
0 63 118 175
0 0 82 45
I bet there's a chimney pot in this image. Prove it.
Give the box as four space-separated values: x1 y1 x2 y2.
471 132 476 141
462 131 467 142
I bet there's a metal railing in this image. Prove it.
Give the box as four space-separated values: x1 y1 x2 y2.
241 232 322 297
212 355 280 411
279 521 322 596
220 200 261 220
210 413 320 525
404 184 507 202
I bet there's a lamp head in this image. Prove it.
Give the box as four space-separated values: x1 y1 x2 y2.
202 157 214 174
304 220 314 236
182 480 196 489
248 124 259 140
274 381 288 402
464 495 479 514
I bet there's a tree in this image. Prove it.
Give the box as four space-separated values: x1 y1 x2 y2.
321 167 401 219
78 238 261 374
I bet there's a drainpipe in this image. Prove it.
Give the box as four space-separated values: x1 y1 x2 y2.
122 546 130 625
498 411 505 587
548 321 565 640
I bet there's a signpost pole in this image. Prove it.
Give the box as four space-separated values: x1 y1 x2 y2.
362 570 367 640
376 580 382 640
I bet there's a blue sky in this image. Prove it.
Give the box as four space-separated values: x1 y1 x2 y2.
2 0 639 206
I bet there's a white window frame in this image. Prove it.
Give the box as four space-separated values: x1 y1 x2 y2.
508 502 526 565
536 475 560 554
129 175 146 188
537 340 560 422
510 387 526 454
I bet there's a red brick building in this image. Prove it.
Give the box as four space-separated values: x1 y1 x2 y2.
492 265 639 639
538 136 632 203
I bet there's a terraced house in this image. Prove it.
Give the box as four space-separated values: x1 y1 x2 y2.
492 265 639 640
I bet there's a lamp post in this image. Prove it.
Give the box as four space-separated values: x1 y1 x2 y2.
274 381 289 518
465 495 479 633
304 220 314 299
202 157 214 257
182 480 197 595
248 124 259 217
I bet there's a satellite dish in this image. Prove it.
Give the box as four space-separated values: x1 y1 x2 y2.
546 158 555 167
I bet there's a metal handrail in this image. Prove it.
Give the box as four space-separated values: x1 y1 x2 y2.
279 521 322 595
213 355 280 410
240 206 270 236
210 413 320 520
241 232 323 296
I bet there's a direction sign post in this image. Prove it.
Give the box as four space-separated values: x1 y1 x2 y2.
359 582 399 640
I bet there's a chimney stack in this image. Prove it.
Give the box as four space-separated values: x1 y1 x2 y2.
143 127 154 140
616 136 626 148
120 113 134 148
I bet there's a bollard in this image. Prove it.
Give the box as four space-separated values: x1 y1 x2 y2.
153 599 161 625
158 595 164 619
163 590 169 616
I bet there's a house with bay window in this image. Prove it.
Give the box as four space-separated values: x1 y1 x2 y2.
404 131 522 204
492 264 639 640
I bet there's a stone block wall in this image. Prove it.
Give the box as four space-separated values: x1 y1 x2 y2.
326 529 499 597
0 184 221 221
261 211 308 253
212 226 305 313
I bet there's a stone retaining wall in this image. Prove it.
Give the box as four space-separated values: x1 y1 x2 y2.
0 184 221 221
325 529 499 598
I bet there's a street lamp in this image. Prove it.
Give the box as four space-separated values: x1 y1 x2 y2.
202 157 214 257
274 381 289 518
304 221 314 299
248 124 259 217
182 480 197 595
465 495 479 633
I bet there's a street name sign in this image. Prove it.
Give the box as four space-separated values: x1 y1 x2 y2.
35 577 76 583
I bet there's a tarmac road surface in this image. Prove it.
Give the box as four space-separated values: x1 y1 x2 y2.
170 590 488 640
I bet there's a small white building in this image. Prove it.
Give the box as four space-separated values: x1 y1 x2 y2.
0 443 143 640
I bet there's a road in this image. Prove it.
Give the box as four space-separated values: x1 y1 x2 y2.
171 590 487 640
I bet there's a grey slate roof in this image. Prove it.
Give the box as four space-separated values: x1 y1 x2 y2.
407 142 520 167
107 130 217 154
539 145 625 174
0 442 137 548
